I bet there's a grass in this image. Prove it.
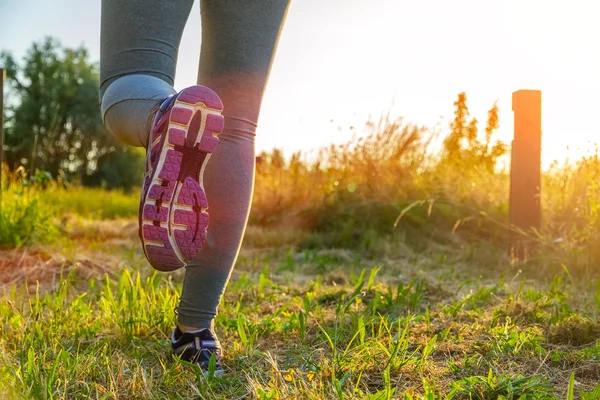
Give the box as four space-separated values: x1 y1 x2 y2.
1 93 600 398
0 167 137 246
40 186 139 220
0 170 58 246
1 223 599 399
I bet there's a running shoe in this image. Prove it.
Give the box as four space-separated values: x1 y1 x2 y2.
139 86 224 271
171 326 224 374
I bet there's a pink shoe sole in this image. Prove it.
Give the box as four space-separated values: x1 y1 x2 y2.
139 86 224 271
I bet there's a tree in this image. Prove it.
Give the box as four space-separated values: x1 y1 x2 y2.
84 146 145 192
0 37 143 189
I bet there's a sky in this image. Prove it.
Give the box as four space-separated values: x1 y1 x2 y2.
1 0 599 167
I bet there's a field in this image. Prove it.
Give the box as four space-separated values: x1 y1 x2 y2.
1 113 600 399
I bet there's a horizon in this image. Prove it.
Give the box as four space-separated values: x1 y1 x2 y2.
1 0 599 168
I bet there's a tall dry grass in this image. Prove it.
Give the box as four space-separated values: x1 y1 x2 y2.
252 112 510 251
251 99 600 273
252 115 435 225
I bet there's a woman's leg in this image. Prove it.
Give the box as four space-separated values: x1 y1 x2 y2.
99 0 193 146
101 0 227 272
100 0 226 370
176 0 291 331
100 0 291 365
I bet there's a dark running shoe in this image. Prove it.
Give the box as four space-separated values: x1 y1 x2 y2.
139 86 224 271
171 326 224 374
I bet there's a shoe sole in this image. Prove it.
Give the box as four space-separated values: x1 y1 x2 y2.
140 86 224 271
173 355 225 377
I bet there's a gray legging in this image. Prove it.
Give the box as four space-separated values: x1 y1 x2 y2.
100 0 291 329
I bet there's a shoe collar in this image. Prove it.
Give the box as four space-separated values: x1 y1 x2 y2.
171 326 212 343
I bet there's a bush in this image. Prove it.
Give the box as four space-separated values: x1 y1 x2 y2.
40 186 139 220
84 146 145 192
0 170 58 246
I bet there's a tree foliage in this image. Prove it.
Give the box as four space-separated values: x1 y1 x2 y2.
0 37 143 189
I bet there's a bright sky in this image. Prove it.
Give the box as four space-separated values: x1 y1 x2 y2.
1 0 599 167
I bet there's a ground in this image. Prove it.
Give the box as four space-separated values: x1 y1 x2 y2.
1 217 599 399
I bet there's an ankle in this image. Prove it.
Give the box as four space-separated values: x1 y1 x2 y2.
177 319 214 332
177 322 203 333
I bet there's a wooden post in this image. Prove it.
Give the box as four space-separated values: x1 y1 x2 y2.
509 89 542 260
0 67 5 206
